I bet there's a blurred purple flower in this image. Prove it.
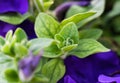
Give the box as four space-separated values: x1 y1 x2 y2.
55 0 91 21
18 52 42 81
0 20 36 39
58 51 120 83
0 0 29 14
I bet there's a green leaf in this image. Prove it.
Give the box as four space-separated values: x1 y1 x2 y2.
14 28 27 42
35 57 49 73
60 12 95 28
77 0 105 27
34 0 45 12
0 36 5 47
28 38 56 54
42 59 65 83
35 13 60 38
58 22 79 43
66 5 89 18
0 53 13 64
2 28 28 56
14 43 28 57
4 69 19 82
43 44 62 58
0 53 14 83
5 30 13 42
1 42 13 56
54 34 65 48
0 13 30 25
61 44 78 53
79 29 103 40
66 0 105 28
69 39 109 58
55 22 79 48
43 0 54 10
31 75 49 83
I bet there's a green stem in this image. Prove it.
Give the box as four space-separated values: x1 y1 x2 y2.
33 0 45 12
29 0 34 14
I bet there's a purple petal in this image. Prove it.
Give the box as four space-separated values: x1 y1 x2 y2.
98 74 120 83
58 51 120 83
0 0 29 14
